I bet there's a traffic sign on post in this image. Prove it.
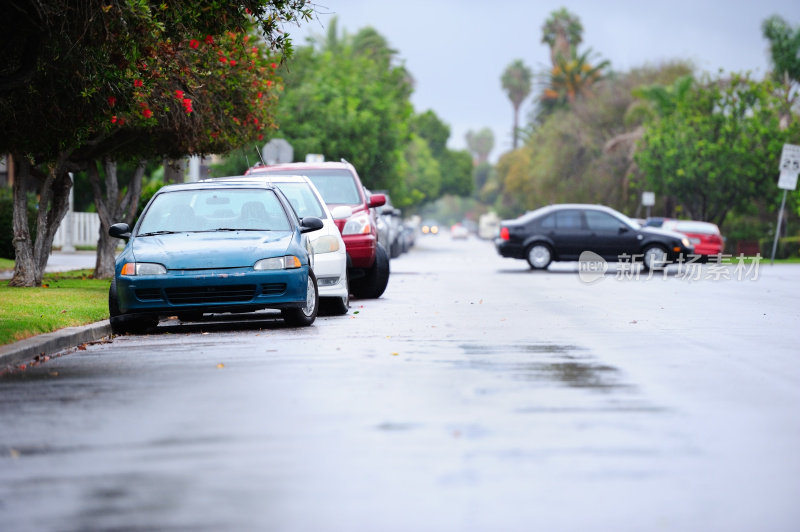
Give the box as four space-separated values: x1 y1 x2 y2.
778 144 800 190
771 144 800 264
262 138 293 165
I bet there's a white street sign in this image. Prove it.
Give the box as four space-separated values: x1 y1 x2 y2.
778 143 800 190
641 191 655 206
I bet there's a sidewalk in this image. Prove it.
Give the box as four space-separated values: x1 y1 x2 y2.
0 250 97 279
1 250 111 371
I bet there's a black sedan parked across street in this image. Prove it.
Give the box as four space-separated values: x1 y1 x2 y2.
495 204 694 270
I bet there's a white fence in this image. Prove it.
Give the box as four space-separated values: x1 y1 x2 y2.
53 211 101 249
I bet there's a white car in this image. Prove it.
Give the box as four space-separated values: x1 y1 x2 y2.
205 175 351 315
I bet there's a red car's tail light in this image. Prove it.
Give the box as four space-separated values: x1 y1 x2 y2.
500 226 510 240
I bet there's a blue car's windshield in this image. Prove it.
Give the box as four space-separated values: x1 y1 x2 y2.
138 188 291 234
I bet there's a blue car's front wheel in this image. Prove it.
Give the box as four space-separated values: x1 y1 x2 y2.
281 270 319 327
109 280 158 335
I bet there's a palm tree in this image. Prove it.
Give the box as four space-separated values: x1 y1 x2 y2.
501 59 532 149
761 15 800 129
541 8 583 65
465 128 494 165
540 48 609 107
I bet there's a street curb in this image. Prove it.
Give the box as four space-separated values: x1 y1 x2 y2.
0 321 112 370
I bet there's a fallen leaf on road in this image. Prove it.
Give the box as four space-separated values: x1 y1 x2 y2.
216 363 225 369
630 320 638 324
77 344 87 351
392 352 399 356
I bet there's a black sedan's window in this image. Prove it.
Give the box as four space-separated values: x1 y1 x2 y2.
540 210 582 229
585 211 625 232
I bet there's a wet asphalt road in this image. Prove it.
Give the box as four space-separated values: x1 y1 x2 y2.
2 235 799 531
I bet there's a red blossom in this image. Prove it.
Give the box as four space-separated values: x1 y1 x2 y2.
251 46 258 54
258 134 264 140
219 56 227 63
189 39 200 49
256 92 262 99
229 59 237 66
142 109 153 118
134 79 143 88
266 80 273 87
175 90 184 99
205 35 214 44
111 115 117 123
107 96 116 107
270 62 277 69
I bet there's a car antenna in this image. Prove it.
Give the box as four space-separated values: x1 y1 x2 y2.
255 144 266 166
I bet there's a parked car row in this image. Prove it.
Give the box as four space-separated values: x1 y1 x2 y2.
108 160 400 334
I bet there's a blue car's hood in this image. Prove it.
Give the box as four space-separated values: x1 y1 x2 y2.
130 231 293 269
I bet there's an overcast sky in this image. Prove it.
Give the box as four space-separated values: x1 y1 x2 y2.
287 0 799 160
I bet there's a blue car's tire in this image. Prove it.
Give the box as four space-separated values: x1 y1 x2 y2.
109 280 158 335
282 270 319 327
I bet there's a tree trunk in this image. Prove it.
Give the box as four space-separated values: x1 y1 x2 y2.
163 158 186 183
9 153 73 287
89 159 146 279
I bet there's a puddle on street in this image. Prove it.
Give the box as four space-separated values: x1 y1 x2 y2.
457 343 630 392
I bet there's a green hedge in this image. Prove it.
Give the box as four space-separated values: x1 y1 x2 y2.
0 188 37 260
759 236 800 259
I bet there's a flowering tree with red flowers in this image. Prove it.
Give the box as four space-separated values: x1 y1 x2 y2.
0 1 311 286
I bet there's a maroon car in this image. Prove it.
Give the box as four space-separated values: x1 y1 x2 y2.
246 161 390 299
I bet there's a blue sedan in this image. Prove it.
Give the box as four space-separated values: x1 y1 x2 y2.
108 180 323 333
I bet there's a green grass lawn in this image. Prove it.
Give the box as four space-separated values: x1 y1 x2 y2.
0 270 110 346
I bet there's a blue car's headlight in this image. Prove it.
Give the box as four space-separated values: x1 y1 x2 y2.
120 262 167 275
254 256 302 270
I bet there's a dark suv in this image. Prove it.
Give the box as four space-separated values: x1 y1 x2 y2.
246 161 390 299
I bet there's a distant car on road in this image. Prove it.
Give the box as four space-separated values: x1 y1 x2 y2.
108 180 323 334
495 204 694 271
450 223 469 240
421 220 439 235
661 220 724 257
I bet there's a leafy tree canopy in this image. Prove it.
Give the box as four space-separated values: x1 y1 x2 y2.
635 74 800 225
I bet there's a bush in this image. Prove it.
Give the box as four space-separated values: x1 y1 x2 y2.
0 188 36 260
759 236 800 259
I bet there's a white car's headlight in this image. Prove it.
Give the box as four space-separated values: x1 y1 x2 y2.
681 237 691 248
254 256 302 270
120 262 166 275
342 214 372 235
311 235 341 254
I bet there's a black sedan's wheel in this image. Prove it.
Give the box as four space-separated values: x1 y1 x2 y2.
282 270 319 327
351 243 390 299
526 243 552 270
641 244 668 271
108 280 158 335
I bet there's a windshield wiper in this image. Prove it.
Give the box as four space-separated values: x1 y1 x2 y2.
210 227 270 232
137 230 180 237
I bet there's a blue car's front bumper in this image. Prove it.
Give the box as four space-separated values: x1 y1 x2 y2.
115 266 310 316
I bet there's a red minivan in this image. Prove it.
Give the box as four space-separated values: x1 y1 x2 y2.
246 161 390 299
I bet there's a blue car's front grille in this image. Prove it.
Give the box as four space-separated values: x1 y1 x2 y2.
135 288 163 301
165 285 256 304
261 283 287 295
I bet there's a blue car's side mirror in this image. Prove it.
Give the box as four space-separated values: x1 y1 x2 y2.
109 223 132 239
299 217 323 233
